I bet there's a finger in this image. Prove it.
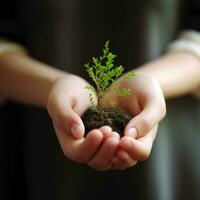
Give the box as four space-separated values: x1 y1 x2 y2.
124 95 165 139
111 131 120 139
120 126 157 161
87 137 119 171
78 129 104 162
110 150 137 170
48 93 85 139
54 122 104 163
99 126 113 139
111 156 121 165
53 121 84 161
99 127 120 140
116 149 137 167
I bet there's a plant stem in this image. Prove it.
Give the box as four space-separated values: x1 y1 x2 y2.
97 93 103 110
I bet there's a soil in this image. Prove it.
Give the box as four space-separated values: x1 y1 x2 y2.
82 107 132 137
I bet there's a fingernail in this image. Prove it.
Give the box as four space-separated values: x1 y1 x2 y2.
112 132 120 139
71 123 82 139
126 127 137 138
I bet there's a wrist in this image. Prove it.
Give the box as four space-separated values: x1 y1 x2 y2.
0 52 68 107
134 51 200 98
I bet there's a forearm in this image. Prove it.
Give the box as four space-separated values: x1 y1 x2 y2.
135 51 200 99
0 52 66 107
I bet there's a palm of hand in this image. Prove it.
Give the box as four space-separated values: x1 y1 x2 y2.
103 74 166 170
48 74 166 171
47 75 121 171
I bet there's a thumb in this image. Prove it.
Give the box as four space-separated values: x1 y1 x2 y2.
124 101 166 139
66 109 85 139
48 95 85 139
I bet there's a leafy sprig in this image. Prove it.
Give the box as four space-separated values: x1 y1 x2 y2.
85 41 135 110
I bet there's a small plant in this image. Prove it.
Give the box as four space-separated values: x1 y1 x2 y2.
84 41 135 110
82 41 135 136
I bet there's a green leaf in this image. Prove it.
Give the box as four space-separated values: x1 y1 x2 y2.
84 40 136 109
85 84 96 93
123 71 136 80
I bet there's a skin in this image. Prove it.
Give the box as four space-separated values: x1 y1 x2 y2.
0 50 200 171
104 74 165 170
104 51 200 170
0 51 120 171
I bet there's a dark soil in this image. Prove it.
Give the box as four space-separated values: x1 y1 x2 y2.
82 107 133 137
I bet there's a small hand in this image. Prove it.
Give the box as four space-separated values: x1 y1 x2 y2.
54 123 120 170
47 74 94 139
104 73 166 170
47 75 120 170
87 126 120 171
111 126 158 170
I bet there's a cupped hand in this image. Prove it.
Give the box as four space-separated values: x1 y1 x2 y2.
53 122 120 170
47 74 120 170
47 74 92 139
103 72 166 170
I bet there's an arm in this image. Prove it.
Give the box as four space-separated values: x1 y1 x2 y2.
135 51 200 99
0 49 122 171
0 51 64 107
106 44 200 170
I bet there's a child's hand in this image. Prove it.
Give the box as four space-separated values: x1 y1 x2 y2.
47 75 120 170
54 123 120 170
104 73 166 170
47 74 92 139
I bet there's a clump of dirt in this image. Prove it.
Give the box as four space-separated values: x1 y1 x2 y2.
82 107 132 136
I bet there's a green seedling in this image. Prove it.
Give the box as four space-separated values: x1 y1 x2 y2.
84 41 135 110
83 41 136 135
